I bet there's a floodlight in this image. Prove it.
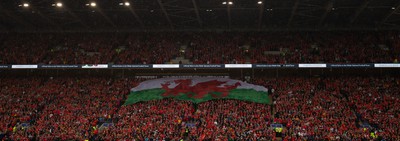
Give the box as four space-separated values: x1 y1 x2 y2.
23 3 29 7
56 2 63 7
90 2 96 7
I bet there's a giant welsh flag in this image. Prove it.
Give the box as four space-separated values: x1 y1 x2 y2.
124 77 270 105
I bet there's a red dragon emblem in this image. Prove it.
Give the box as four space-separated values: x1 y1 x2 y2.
161 79 241 99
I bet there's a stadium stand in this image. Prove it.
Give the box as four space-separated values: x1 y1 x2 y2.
1 0 400 140
1 76 399 140
0 32 399 65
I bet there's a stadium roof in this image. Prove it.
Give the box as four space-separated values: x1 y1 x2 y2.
1 0 400 32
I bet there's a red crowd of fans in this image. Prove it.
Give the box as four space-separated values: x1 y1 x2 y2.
99 99 194 140
34 78 132 140
269 78 360 140
185 33 246 64
0 34 49 64
0 77 135 140
115 34 182 64
254 77 400 140
195 100 272 140
0 32 399 64
249 32 398 63
345 77 400 139
0 76 399 140
43 34 123 64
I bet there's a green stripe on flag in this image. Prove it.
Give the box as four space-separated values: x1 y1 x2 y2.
124 89 166 105
124 88 270 105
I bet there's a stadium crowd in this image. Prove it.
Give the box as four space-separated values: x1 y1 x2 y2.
249 32 396 63
270 78 361 140
33 78 132 140
0 32 399 64
0 76 399 140
0 78 57 140
345 77 400 140
99 99 194 140
0 77 135 140
196 100 273 140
